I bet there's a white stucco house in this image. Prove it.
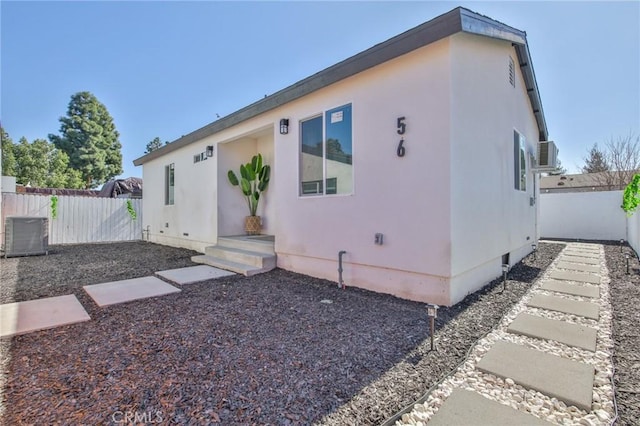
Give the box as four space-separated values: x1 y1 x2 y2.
134 7 556 306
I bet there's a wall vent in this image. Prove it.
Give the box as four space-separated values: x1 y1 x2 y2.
509 57 515 87
4 217 49 258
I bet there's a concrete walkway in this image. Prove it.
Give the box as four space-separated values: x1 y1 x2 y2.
0 265 233 337
402 242 613 425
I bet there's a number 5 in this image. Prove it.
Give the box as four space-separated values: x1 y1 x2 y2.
397 117 406 135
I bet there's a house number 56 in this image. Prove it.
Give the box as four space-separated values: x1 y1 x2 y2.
397 116 406 157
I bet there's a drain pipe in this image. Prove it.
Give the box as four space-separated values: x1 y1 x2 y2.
338 250 347 289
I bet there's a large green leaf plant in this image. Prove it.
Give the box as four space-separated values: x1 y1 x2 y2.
227 153 271 216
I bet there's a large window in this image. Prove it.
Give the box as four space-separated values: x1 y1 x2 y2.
513 131 526 191
299 104 353 196
165 163 175 205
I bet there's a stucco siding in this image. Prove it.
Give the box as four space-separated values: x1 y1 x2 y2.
448 33 540 301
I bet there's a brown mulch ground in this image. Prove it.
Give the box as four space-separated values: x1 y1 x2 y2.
603 243 640 426
0 241 564 425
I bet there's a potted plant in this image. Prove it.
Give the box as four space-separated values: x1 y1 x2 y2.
227 153 271 235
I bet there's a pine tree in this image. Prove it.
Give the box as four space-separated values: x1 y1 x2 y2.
49 91 123 188
582 143 610 173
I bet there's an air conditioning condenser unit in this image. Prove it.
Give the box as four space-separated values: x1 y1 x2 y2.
534 141 559 171
4 216 49 258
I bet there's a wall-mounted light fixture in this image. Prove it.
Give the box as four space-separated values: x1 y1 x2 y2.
206 145 214 157
279 118 289 135
426 304 439 351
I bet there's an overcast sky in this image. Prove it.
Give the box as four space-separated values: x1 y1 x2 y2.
2 1 638 179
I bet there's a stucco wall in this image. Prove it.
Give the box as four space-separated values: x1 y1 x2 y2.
448 33 540 302
540 191 625 241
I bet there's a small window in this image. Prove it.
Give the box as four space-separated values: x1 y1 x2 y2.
509 57 515 87
513 131 526 191
299 104 353 196
165 163 175 205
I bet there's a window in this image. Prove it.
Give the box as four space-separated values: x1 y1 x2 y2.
513 131 526 191
299 104 353 196
165 163 175 205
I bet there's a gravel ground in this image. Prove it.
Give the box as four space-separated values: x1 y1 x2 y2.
604 242 640 426
1 241 563 425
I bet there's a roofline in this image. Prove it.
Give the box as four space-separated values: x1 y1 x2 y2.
134 7 548 166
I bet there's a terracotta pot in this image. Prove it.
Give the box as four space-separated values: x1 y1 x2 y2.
245 216 261 235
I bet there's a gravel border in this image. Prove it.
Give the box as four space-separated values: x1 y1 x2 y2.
396 242 615 426
1 242 563 424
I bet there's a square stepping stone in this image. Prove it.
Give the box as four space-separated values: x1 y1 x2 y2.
549 270 600 285
507 313 597 351
476 341 594 411
156 265 235 285
528 294 599 320
428 388 551 425
561 256 600 265
555 262 600 273
541 280 600 298
84 276 180 307
0 295 90 337
563 250 599 259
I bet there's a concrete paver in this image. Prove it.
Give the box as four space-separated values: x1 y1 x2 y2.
156 265 235 285
548 270 600 285
555 262 600 273
507 313 597 351
561 256 600 265
528 294 599 320
563 250 599 258
0 295 90 337
84 276 180 307
476 341 594 411
540 280 600 298
427 388 551 425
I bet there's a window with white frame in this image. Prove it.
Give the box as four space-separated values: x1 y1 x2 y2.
514 131 526 191
165 163 175 205
299 104 353 196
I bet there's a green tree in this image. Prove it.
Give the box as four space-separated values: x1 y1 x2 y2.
582 143 610 173
1 127 17 176
13 137 83 188
49 91 123 188
145 136 168 153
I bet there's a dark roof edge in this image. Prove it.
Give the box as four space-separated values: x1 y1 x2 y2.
134 7 547 166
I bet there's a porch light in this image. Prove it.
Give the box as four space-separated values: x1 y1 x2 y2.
426 304 439 351
279 118 289 135
206 145 214 157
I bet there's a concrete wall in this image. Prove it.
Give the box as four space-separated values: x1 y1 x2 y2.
539 191 625 241
448 33 540 303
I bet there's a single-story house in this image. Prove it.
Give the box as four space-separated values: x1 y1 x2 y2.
133 7 555 306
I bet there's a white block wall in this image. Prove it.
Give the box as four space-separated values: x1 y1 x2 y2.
539 191 625 241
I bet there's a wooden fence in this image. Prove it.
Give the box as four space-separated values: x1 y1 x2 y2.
1 193 142 245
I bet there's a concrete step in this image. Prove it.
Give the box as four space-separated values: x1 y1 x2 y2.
507 313 597 351
548 270 601 285
428 388 551 425
476 341 594 411
541 280 600 298
528 294 599 320
191 255 273 276
563 250 599 258
217 236 275 254
205 245 276 269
